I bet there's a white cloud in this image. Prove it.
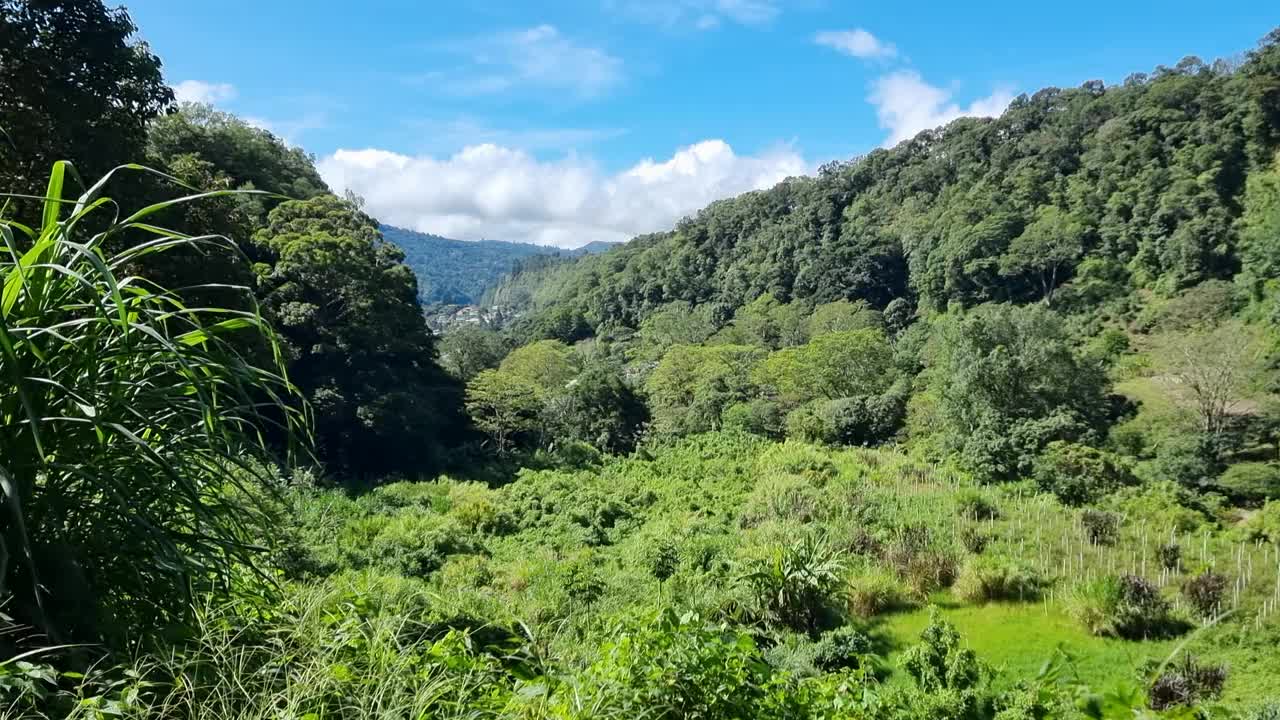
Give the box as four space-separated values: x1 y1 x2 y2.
607 0 781 30
444 25 622 99
814 29 897 60
318 140 808 248
869 70 1014 146
172 80 237 105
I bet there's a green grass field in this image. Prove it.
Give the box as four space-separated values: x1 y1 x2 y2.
880 594 1277 708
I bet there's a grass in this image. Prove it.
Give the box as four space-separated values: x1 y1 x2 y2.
879 593 1279 708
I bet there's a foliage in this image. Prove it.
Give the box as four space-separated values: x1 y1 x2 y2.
846 568 914 618
1148 654 1228 711
253 194 463 480
753 328 895 403
498 339 577 395
1068 575 1187 640
544 363 649 454
0 0 173 206
953 556 1045 603
898 608 993 720
553 610 803 720
0 165 303 642
1081 510 1121 546
147 104 327 221
1216 462 1280 504
927 304 1112 482
439 325 508 381
465 369 543 453
1034 441 1138 506
644 344 765 435
1181 571 1229 618
738 534 846 633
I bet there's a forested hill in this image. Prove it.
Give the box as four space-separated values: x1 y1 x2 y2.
489 37 1280 336
381 225 616 305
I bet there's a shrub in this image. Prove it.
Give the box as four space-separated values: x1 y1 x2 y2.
341 514 475 578
438 554 493 589
899 608 993 718
738 534 846 633
754 441 839 485
1081 510 1121 546
846 569 914 618
955 489 1000 521
1217 462 1280 505
739 474 825 527
1034 441 1137 506
812 625 876 672
1181 571 1229 618
1068 575 1186 639
1239 500 1280 543
722 398 787 438
911 552 960 596
1157 542 1182 572
953 556 1045 604
960 526 990 555
562 610 804 720
1147 654 1228 711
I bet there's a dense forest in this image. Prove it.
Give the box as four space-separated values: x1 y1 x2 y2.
3 2 1280 718
379 226 614 306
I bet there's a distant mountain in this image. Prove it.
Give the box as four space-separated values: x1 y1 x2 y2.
379 225 617 305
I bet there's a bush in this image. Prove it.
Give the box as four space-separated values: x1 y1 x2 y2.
438 554 494 589
1034 441 1137 506
1217 462 1280 505
338 514 476 578
1157 542 1182 572
960 526 990 555
1068 575 1186 639
722 398 787 438
1081 510 1121 546
1181 571 1229 618
1239 500 1280 543
562 610 806 720
955 489 1001 521
739 474 826 527
903 552 959 597
1148 654 1228 711
846 569 914 618
738 535 846 633
953 556 1045 604
811 625 876 672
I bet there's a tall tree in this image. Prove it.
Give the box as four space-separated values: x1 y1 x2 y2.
999 206 1085 305
253 194 463 480
0 0 172 205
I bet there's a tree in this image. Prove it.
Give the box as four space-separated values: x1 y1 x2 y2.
0 1 172 205
1157 321 1269 458
999 206 1084 305
147 104 329 223
465 369 541 453
929 304 1112 481
645 345 766 435
498 339 577 394
753 329 895 403
545 364 649 454
439 325 507 381
807 300 882 337
636 301 719 358
253 194 463 480
1240 152 1280 286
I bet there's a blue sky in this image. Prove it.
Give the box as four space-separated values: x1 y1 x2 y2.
127 1 1275 247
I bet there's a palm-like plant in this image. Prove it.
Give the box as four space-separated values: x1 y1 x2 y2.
739 533 846 634
0 163 306 643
